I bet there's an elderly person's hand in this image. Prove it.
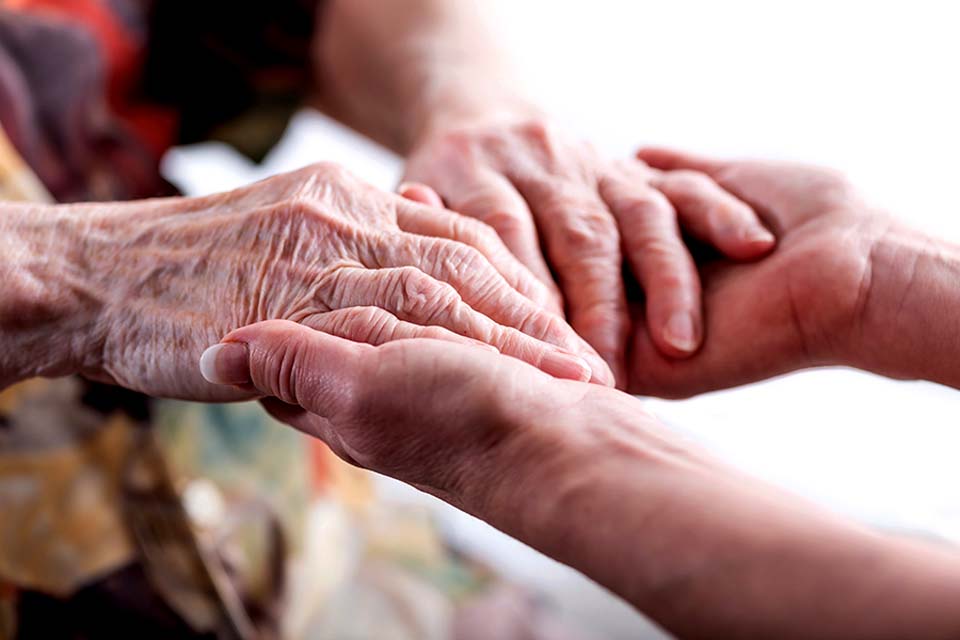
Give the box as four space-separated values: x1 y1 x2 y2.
627 148 918 396
403 112 776 382
0 163 611 396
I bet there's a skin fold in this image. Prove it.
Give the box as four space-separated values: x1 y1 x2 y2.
200 154 960 639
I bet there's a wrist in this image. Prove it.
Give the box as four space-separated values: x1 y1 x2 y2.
471 383 960 637
406 79 540 152
851 223 960 385
0 202 101 385
466 385 725 602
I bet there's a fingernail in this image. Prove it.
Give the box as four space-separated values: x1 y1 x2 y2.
540 350 592 382
397 182 415 194
199 343 251 385
742 227 776 246
664 312 698 353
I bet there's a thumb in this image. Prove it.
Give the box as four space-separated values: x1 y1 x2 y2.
199 319 366 418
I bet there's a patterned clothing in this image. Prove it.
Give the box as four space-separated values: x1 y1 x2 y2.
0 2 581 639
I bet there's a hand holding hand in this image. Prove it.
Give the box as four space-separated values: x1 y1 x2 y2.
199 319 615 509
404 114 775 382
628 148 892 396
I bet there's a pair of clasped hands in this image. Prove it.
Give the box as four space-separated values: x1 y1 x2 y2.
34 115 953 636
189 122 880 495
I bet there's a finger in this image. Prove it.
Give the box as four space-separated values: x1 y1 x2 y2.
514 178 629 385
321 266 593 382
371 237 612 385
423 171 562 302
200 319 366 418
302 306 498 351
636 147 727 177
600 175 704 358
651 170 776 260
397 182 444 208
393 197 561 314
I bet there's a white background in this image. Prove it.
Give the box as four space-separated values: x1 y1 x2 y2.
164 2 960 637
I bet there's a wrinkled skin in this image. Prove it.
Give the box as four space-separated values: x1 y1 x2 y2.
10 163 612 400
628 148 890 397
404 115 776 383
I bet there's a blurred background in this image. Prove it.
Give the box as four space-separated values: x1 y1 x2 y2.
163 1 960 637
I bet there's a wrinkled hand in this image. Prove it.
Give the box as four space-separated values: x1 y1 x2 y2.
62 163 610 399
403 114 774 383
628 148 890 397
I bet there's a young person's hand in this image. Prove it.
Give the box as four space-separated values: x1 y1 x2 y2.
201 319 960 640
628 148 898 396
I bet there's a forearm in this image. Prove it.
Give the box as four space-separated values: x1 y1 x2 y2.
470 391 960 638
856 225 960 388
0 201 98 386
315 0 532 153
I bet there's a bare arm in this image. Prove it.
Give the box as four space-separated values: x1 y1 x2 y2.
204 320 960 639
856 228 960 389
314 0 518 153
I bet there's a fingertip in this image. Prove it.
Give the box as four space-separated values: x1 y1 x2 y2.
659 311 702 358
719 225 778 260
636 147 677 168
637 147 721 176
540 350 593 383
199 342 251 385
398 182 444 208
742 226 777 251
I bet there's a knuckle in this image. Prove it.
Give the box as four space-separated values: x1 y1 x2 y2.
556 210 620 258
283 198 324 219
615 191 664 220
439 240 489 276
464 216 501 245
651 272 690 292
432 129 480 160
347 305 388 326
393 267 461 318
515 118 554 145
344 306 394 342
637 236 684 262
456 216 511 258
307 161 349 182
518 307 567 345
259 333 307 405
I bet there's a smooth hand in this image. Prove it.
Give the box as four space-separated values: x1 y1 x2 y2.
628 148 894 396
199 319 960 640
198 319 625 508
